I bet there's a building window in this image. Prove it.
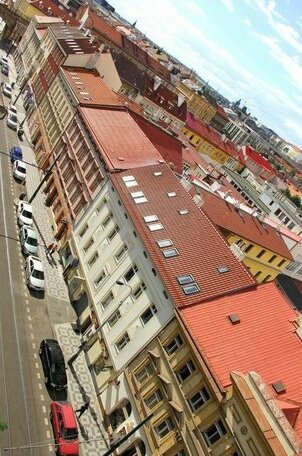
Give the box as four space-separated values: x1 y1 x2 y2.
124 264 138 282
245 244 254 253
132 282 147 300
83 237 94 253
203 419 227 446
188 387 210 411
79 223 88 239
177 274 194 285
277 259 286 268
176 360 196 383
108 225 120 242
274 208 281 216
96 197 108 214
101 291 114 309
107 309 121 327
163 248 179 258
182 283 200 295
115 244 128 262
256 249 265 258
262 274 272 283
155 417 174 439
268 254 277 263
144 389 163 409
94 269 106 287
115 332 130 352
164 335 183 355
254 271 261 279
135 363 152 384
141 305 157 325
88 252 99 268
108 400 131 431
102 212 113 228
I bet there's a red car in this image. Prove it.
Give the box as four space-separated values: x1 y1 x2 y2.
50 401 79 456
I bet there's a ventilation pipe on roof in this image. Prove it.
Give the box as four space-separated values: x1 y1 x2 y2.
193 194 204 208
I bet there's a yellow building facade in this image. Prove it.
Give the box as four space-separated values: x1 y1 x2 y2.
182 126 244 173
177 83 216 123
124 318 239 456
227 233 290 283
15 0 42 21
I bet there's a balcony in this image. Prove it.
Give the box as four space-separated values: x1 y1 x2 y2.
230 243 245 261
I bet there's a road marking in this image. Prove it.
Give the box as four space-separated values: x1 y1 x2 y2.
42 405 47 414
27 315 31 321
33 352 37 359
49 446 52 452
36 372 41 379
32 342 36 349
29 324 32 330
35 362 39 369
44 418 48 426
30 333 34 340
38 383 42 390
40 394 45 402
46 430 51 439
25 299 29 305
26 307 30 313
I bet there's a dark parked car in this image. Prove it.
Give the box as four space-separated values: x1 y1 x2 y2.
10 145 22 163
1 64 9 76
39 339 67 390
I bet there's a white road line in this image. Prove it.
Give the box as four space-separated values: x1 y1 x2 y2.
38 383 42 390
48 446 52 452
30 333 34 340
35 362 39 369
33 353 37 359
42 405 46 414
44 417 48 426
46 430 51 439
27 315 31 321
29 324 32 330
36 372 40 379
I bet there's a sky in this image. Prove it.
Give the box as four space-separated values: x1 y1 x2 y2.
110 0 302 148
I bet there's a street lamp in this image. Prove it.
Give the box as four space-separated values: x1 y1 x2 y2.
67 280 133 365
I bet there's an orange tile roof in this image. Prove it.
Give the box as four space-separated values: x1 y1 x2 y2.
241 145 275 174
79 107 164 171
180 282 302 440
110 163 255 308
62 67 123 107
29 0 79 26
199 189 293 259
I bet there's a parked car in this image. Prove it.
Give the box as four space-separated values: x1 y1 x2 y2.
10 145 22 163
2 82 12 98
19 226 38 255
13 160 26 182
25 255 45 291
0 56 8 66
9 104 17 115
17 201 33 227
39 339 67 390
1 63 9 76
50 402 79 456
7 110 18 130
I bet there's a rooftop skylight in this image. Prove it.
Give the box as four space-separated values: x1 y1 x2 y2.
178 208 189 215
167 192 177 197
157 239 173 248
163 248 178 258
217 266 229 274
144 215 159 223
148 223 164 231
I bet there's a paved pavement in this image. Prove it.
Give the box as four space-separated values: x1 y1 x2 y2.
3 51 109 455
56 324 110 455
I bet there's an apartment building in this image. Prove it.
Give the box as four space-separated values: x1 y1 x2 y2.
183 113 244 172
240 145 275 182
180 282 302 455
197 188 292 283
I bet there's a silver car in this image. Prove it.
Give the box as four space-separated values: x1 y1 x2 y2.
20 226 38 255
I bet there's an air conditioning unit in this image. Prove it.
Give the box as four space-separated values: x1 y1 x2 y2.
83 325 96 342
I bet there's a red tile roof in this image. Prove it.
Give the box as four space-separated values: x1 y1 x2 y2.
62 67 123 107
29 0 79 26
180 282 302 440
199 189 293 259
79 107 164 171
110 163 255 308
186 112 241 161
87 10 123 47
242 145 275 174
129 111 183 174
216 104 228 120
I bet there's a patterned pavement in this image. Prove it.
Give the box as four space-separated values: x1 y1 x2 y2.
56 323 110 455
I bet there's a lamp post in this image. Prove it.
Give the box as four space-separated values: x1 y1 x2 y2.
68 280 133 365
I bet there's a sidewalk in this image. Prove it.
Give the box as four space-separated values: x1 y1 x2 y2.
5 51 109 455
56 323 110 455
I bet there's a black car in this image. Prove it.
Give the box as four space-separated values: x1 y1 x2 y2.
39 339 67 390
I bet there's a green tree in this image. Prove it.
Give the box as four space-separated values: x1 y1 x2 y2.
291 195 301 208
0 421 8 431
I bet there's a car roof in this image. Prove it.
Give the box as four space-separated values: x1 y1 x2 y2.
12 145 22 153
31 257 43 270
5 83 11 88
20 201 32 210
24 226 37 238
16 160 26 168
52 402 76 426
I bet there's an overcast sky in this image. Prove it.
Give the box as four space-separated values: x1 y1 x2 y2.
110 0 302 148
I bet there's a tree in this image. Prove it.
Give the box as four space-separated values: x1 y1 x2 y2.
0 421 8 431
291 195 301 208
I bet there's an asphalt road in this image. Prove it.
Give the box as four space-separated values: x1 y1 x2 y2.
0 61 70 456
